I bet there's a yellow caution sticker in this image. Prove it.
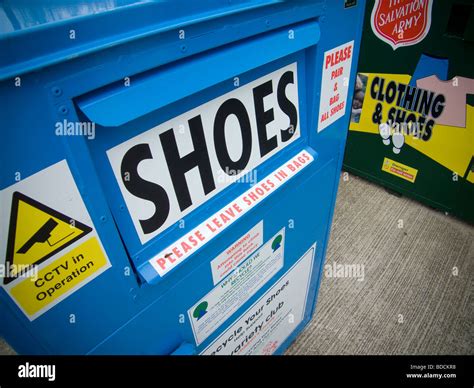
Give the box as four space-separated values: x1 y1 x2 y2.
5 192 92 283
1 160 111 320
10 237 107 316
382 157 418 183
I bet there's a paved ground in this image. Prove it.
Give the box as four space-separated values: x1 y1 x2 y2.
287 174 474 355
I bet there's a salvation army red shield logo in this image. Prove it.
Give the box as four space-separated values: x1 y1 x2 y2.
370 0 433 50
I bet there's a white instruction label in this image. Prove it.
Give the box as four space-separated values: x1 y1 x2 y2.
210 221 263 285
201 243 315 355
189 228 285 345
318 41 354 132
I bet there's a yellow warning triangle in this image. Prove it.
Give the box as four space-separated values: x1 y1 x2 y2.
5 192 92 284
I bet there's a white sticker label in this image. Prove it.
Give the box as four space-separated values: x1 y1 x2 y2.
201 243 315 355
318 41 354 132
188 228 285 345
107 63 300 244
210 221 263 285
0 161 111 320
148 150 312 278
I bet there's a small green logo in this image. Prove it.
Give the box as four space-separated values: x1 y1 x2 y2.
271 234 283 252
193 301 208 320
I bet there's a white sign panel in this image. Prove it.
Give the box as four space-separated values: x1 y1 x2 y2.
188 228 285 345
107 63 301 244
318 41 354 132
201 244 315 355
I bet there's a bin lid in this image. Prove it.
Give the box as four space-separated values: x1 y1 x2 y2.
0 0 279 80
0 0 144 34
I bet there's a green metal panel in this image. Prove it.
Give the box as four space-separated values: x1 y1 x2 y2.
344 0 474 224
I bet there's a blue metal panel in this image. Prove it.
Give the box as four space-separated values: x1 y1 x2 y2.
86 51 311 283
0 0 366 355
77 21 320 127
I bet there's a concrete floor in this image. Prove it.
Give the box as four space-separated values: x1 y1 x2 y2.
1 174 473 355
287 174 473 355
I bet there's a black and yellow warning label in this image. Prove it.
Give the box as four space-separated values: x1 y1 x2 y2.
4 192 92 284
0 160 111 321
10 236 108 316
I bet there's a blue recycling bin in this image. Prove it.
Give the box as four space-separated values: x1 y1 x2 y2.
0 0 366 355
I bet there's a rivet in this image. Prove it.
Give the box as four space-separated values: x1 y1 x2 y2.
51 87 62 96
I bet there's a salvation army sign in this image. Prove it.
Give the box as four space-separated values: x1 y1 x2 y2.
371 0 433 50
